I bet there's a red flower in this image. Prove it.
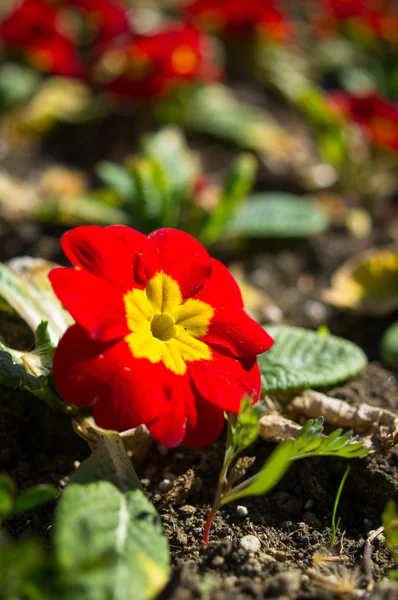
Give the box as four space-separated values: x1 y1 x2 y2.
49 226 273 447
67 0 129 44
185 0 292 40
94 23 221 99
328 92 398 153
0 0 82 77
311 0 398 42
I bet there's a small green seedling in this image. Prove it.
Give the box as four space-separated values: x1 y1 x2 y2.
331 465 351 547
203 402 370 544
382 501 398 580
0 475 57 524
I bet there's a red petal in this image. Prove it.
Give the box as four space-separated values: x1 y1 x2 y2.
147 374 197 447
61 225 159 291
195 258 243 308
189 349 262 413
53 325 169 429
204 308 274 357
49 267 128 341
183 396 225 448
148 228 212 299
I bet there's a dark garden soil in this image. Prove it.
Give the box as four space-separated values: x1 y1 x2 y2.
1 107 398 598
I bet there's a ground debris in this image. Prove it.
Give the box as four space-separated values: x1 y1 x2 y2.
288 390 398 449
258 413 302 442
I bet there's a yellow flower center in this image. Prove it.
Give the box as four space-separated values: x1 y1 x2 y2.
123 271 213 375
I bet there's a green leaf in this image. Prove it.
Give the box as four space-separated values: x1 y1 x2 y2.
168 84 287 153
37 195 129 226
383 501 398 547
11 485 57 517
232 397 262 454
200 153 257 245
225 193 329 238
0 533 48 600
0 258 72 345
96 162 136 201
291 419 369 460
0 343 47 391
223 417 369 506
128 159 167 228
381 321 398 369
35 321 55 368
69 427 141 493
259 325 367 393
54 482 170 600
0 475 15 518
222 441 294 504
0 64 40 111
141 126 199 197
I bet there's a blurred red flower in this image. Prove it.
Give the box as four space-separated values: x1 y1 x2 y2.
312 0 398 42
328 91 398 153
68 0 130 44
185 0 292 40
0 0 83 77
49 226 273 447
94 24 221 99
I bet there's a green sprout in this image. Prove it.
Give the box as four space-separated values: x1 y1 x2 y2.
203 403 370 545
331 465 351 547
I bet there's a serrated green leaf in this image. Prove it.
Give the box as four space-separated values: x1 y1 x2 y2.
291 419 370 460
259 325 367 393
0 344 47 391
225 193 329 239
381 321 398 369
0 475 15 518
11 485 57 517
69 427 141 493
222 441 294 504
54 482 170 600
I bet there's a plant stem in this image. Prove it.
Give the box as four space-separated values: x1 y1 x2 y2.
202 412 236 545
202 505 220 546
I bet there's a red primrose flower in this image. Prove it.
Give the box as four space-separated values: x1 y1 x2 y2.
185 0 292 40
95 23 221 99
329 91 398 153
0 0 82 76
49 226 273 447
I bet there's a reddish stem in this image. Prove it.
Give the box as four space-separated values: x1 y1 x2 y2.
202 506 219 546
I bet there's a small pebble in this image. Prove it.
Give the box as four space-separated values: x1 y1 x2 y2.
140 478 150 488
240 535 261 553
211 555 225 567
158 478 173 492
179 505 196 514
236 505 248 517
